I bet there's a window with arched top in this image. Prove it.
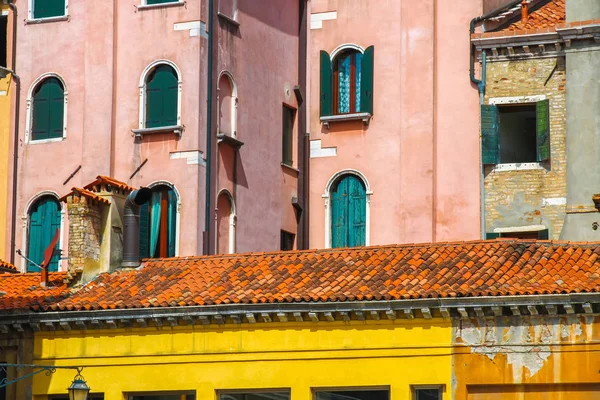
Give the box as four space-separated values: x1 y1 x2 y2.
327 173 370 249
319 45 374 118
216 191 235 254
145 64 179 128
139 185 178 258
30 77 65 141
27 196 61 272
218 73 237 137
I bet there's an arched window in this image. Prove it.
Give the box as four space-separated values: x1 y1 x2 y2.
216 191 235 254
319 45 374 118
218 73 237 137
139 185 178 258
143 63 180 129
31 77 65 141
27 196 61 272
330 175 366 248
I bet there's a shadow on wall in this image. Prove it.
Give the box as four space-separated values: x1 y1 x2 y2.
238 0 299 36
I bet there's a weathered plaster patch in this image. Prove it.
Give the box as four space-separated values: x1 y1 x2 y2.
310 11 337 30
310 140 337 158
170 150 206 166
456 316 586 382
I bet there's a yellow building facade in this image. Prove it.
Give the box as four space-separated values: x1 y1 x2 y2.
32 318 452 400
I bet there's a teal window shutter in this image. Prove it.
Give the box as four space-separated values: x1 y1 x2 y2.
28 197 61 272
167 188 177 257
481 104 499 164
33 0 66 19
331 175 366 248
536 99 550 162
32 78 64 141
360 45 374 115
320 50 333 117
145 65 178 128
139 202 149 259
147 0 178 4
485 232 500 239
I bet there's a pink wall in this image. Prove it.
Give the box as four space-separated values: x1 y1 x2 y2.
309 0 482 248
11 0 304 270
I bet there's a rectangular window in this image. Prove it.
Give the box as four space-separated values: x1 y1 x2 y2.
146 0 179 5
218 0 237 20
32 0 66 19
0 363 5 400
282 105 295 167
0 16 7 68
129 394 195 400
315 389 389 400
50 396 104 400
219 392 290 400
486 229 548 240
280 230 295 251
413 387 442 400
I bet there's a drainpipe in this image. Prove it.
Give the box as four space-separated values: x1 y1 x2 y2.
204 0 214 254
5 0 19 264
122 187 152 267
469 0 521 239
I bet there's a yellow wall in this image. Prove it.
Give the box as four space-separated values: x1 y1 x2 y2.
0 4 12 260
32 319 452 400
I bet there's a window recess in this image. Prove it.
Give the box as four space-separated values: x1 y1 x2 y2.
481 99 550 165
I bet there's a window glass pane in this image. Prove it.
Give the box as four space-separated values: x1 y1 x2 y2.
337 53 351 114
220 393 290 400
414 388 440 400
497 105 537 163
355 52 362 113
33 0 66 19
316 389 389 400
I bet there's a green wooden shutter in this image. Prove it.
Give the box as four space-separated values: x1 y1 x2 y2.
28 198 60 272
331 179 347 248
537 229 549 240
146 65 178 128
139 202 150 259
485 232 500 239
167 189 177 257
481 104 499 164
282 106 294 166
147 0 178 4
34 0 65 19
536 99 550 162
32 82 51 140
360 45 374 115
48 78 65 139
331 176 366 248
348 176 366 247
320 50 333 117
28 204 43 272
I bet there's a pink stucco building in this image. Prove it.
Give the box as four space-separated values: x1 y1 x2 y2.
7 0 307 271
308 0 484 248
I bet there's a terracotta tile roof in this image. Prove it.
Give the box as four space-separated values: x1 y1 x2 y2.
0 272 69 310
58 187 111 205
83 175 135 194
41 240 600 312
504 0 565 32
0 260 17 274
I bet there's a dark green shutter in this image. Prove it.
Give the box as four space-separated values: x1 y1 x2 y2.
360 45 374 115
481 104 499 164
34 0 66 19
485 232 500 239
536 99 550 162
537 229 549 240
331 175 366 248
139 202 149 259
28 198 60 272
147 0 178 4
282 106 294 166
146 65 178 128
167 189 177 257
32 78 64 141
320 50 333 117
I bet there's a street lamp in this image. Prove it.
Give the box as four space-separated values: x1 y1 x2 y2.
67 369 90 400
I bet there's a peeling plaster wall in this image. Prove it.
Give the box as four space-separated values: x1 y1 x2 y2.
453 315 600 399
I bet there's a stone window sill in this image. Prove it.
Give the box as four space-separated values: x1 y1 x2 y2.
492 162 544 172
28 137 65 145
281 163 300 175
217 133 244 149
217 12 239 27
320 112 371 128
137 1 186 11
132 125 183 139
26 15 69 25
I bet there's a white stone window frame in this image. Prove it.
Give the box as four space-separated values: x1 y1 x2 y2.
488 94 548 171
138 60 183 131
147 180 182 257
25 73 68 144
217 70 238 138
138 0 185 11
322 169 372 248
21 191 66 273
216 188 236 254
217 0 239 24
27 0 69 22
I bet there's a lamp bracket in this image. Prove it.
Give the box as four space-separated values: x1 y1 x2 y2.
0 363 83 389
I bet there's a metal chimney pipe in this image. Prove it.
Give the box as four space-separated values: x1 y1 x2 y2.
122 187 152 267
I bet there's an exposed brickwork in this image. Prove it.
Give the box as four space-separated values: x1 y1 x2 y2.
65 195 103 279
484 57 566 238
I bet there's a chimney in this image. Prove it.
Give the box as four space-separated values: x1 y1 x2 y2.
122 188 152 268
521 0 529 23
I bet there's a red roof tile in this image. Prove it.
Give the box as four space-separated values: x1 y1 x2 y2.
0 260 17 274
0 272 68 310
503 0 565 32
3 240 600 313
58 187 111 205
83 176 135 194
